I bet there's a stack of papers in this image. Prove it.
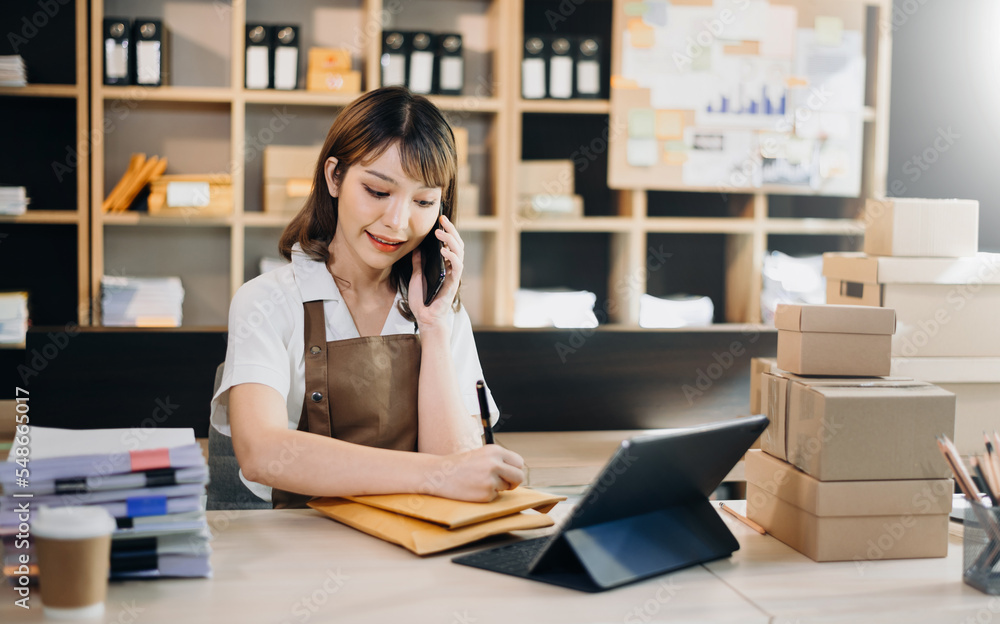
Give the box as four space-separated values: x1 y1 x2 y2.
101 276 184 327
639 294 714 328
513 289 599 328
1 427 212 580
0 292 29 346
0 56 26 87
760 250 825 325
0 186 28 215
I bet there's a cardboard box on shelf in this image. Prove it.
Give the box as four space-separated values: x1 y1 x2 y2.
863 197 979 258
453 126 469 167
263 145 319 213
147 175 233 217
760 370 955 480
306 69 361 93
307 47 352 73
774 304 895 376
891 357 1000 456
517 194 583 220
456 183 480 220
823 252 1000 357
517 160 574 196
745 450 952 562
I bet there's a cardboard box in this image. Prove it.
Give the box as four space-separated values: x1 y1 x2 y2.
453 127 469 167
745 450 952 562
456 183 479 220
306 69 361 93
891 357 1000 455
263 145 320 213
517 194 583 219
774 304 895 376
750 357 778 415
147 175 233 217
308 47 352 73
517 160 574 196
864 197 979 258
760 370 955 480
824 252 1000 357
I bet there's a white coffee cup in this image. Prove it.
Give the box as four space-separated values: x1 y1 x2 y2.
33 505 116 620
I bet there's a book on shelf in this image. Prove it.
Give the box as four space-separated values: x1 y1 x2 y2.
0 55 26 87
0 186 28 215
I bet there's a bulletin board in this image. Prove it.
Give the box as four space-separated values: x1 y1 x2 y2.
608 0 868 196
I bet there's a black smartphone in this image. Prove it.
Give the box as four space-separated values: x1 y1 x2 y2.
420 222 446 306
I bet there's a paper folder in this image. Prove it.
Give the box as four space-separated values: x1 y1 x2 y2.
342 487 564 529
308 487 566 555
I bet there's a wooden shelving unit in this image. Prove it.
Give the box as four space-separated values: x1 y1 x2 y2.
0 0 90 326
83 0 892 329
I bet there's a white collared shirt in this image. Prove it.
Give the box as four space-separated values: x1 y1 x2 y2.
210 243 499 501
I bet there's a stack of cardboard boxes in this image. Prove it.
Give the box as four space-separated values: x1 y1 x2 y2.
746 302 956 562
824 198 1000 455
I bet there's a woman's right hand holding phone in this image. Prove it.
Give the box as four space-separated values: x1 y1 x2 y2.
428 445 526 502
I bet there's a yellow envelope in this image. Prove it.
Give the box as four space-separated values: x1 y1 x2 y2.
308 498 556 556
341 487 565 529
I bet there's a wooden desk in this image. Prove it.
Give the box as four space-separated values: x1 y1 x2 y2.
0 501 995 623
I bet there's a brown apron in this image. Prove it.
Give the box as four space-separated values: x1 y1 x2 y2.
272 300 420 509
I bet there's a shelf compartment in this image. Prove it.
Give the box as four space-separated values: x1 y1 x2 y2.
646 233 729 325
0 224 79 326
0 97 78 215
519 231 612 322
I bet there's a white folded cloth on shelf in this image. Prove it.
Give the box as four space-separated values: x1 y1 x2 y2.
514 289 599 328
101 276 184 327
760 250 825 326
638 294 714 328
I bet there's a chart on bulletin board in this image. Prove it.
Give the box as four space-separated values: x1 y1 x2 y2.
607 0 868 196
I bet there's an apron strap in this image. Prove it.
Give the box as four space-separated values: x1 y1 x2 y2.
302 300 333 438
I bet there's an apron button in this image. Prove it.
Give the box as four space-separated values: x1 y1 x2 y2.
311 391 323 402
310 346 321 355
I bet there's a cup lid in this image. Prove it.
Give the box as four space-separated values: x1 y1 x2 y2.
33 506 116 540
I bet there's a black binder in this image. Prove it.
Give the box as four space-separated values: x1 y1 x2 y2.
453 415 769 592
132 19 164 87
434 34 463 95
521 35 546 99
245 24 272 89
574 36 602 99
381 31 408 88
547 36 573 99
103 18 131 86
273 25 299 90
408 31 435 94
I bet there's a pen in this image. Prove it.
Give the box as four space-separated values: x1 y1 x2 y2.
719 502 765 535
476 380 494 445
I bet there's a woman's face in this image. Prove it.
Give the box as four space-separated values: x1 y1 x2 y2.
325 142 443 274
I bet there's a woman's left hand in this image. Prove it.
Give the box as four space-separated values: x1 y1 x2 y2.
410 214 464 331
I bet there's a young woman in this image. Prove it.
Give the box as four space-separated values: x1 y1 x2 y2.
210 87 524 508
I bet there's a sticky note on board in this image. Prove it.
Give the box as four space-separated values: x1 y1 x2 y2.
624 2 648 16
663 142 688 165
627 138 658 167
815 16 843 45
629 108 656 138
655 110 684 140
643 1 668 27
628 19 656 48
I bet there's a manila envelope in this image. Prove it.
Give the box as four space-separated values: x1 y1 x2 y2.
308 498 556 555
342 487 565 528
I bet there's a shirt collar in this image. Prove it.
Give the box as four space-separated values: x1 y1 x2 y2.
290 242 342 302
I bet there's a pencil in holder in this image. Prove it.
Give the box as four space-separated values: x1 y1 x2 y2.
963 500 1000 594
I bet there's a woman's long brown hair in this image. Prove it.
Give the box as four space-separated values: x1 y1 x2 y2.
279 86 459 320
